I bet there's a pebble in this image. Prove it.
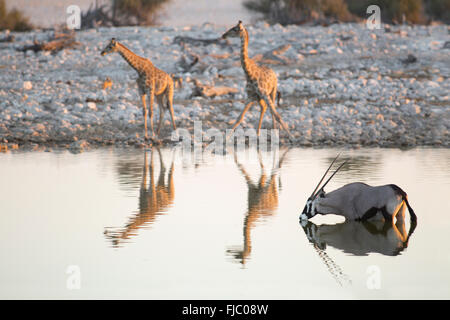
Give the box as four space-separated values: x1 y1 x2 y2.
23 81 33 90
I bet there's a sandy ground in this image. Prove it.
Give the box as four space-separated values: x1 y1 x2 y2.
0 22 449 152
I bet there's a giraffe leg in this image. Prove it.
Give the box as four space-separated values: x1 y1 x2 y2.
141 94 149 140
271 89 278 130
156 95 165 136
156 147 166 185
149 148 155 194
257 99 268 137
226 101 255 140
272 113 277 130
263 96 294 141
166 84 177 131
148 89 155 139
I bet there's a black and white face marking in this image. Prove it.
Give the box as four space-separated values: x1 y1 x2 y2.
299 221 326 250
300 198 318 220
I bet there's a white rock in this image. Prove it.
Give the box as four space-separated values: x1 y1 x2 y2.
86 102 97 111
23 81 33 90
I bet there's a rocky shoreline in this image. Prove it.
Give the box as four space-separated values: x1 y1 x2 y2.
0 22 449 152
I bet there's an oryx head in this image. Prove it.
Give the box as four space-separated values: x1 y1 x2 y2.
222 20 245 39
301 190 326 220
101 38 118 56
300 154 347 221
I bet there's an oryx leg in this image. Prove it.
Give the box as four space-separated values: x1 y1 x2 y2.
392 204 408 241
391 200 406 222
382 196 405 222
380 206 393 221
359 207 379 221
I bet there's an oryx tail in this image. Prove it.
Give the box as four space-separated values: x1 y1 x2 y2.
389 184 417 222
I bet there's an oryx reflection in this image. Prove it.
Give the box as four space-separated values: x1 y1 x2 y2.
227 148 289 266
300 204 417 257
104 148 175 247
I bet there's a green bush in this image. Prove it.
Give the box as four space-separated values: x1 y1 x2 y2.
0 0 33 31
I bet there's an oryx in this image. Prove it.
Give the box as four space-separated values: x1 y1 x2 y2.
299 154 417 222
300 218 417 256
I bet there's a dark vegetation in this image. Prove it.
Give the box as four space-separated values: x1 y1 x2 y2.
0 0 33 31
0 0 171 31
81 0 171 28
243 0 450 25
1 0 448 31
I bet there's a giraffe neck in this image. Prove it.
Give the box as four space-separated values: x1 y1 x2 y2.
239 28 253 78
116 42 150 74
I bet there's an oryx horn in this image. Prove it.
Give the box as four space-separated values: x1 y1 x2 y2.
310 153 341 198
313 160 348 198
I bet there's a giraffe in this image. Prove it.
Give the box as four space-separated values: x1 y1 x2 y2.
101 38 177 140
222 21 295 142
104 148 175 247
227 148 289 266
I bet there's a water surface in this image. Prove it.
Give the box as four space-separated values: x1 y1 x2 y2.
0 147 449 299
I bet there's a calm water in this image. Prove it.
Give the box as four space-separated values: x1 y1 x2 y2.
0 147 449 299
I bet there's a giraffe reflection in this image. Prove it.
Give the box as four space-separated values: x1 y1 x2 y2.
105 148 175 247
301 204 417 257
227 148 289 266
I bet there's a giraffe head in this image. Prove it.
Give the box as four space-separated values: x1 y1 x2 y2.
222 20 246 39
101 38 118 56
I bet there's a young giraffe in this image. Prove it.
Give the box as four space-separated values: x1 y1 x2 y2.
227 149 289 266
101 38 176 140
222 21 294 142
104 148 175 247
